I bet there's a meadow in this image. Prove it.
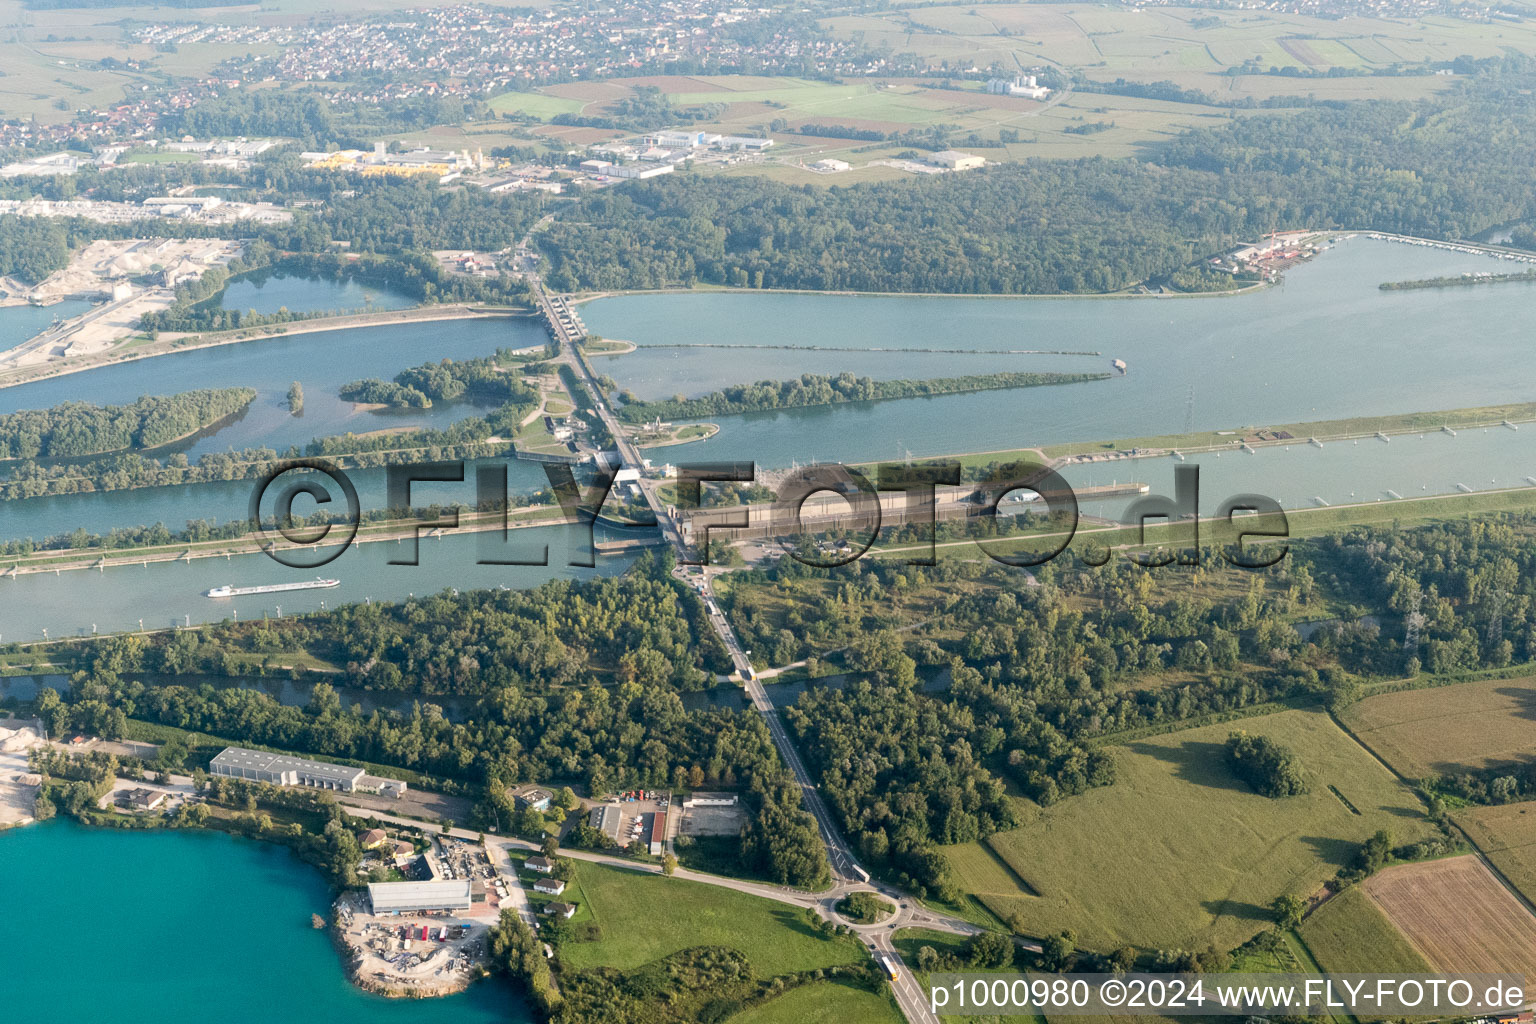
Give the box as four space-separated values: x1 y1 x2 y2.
555 861 865 975
1455 801 1536 905
723 979 903 1024
956 709 1435 951
1294 886 1430 974
1341 676 1536 778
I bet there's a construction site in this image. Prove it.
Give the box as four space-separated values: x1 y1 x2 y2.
0 238 243 368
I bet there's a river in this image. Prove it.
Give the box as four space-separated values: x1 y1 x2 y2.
582 237 1536 464
2 236 1534 632
0 526 635 641
1 819 528 1024
0 299 94 355
0 315 546 461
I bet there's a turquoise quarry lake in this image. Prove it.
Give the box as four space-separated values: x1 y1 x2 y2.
2 819 528 1024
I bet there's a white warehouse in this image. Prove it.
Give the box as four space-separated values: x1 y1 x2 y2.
367 880 473 915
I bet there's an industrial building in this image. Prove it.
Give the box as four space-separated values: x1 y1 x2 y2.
683 792 738 808
985 75 1050 100
511 785 553 812
367 879 473 915
589 804 624 844
926 150 986 171
209 747 367 792
648 809 669 855
605 162 673 180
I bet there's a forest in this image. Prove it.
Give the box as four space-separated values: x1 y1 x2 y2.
342 352 539 409
0 388 254 460
615 370 1106 422
0 215 74 284
536 59 1536 295
29 554 830 886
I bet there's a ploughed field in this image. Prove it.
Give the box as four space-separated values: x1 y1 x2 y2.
1361 854 1536 979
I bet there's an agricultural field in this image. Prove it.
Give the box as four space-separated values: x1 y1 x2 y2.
1295 886 1430 974
823 4 1536 101
957 710 1435 951
1342 677 1536 778
723 980 903 1024
1455 801 1536 905
1362 854 1536 978
555 861 865 975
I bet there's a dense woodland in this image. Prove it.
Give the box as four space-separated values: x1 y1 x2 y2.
0 215 72 284
0 388 254 460
538 59 1536 294
614 370 1105 422
342 352 538 409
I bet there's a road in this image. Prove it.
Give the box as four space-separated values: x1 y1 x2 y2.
540 290 989 1023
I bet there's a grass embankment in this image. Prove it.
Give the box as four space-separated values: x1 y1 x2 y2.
1039 401 1536 460
957 709 1435 951
722 980 903 1024
866 484 1536 565
557 861 864 975
0 504 573 576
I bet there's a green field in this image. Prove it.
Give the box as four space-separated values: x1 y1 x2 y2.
123 151 202 164
1456 802 1536 905
825 3 1536 98
1342 676 1536 779
723 979 903 1024
959 709 1435 951
1295 886 1430 974
488 90 590 119
557 862 865 975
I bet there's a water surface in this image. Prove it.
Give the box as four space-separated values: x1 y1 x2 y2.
2 819 526 1024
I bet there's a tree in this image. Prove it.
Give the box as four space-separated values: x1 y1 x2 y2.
1271 893 1306 930
287 381 304 414
966 930 1014 968
662 852 677 876
32 792 56 821
1109 946 1137 974
1225 732 1309 797
1039 930 1077 972
557 786 580 811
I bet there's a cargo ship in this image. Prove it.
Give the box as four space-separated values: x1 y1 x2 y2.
205 578 341 599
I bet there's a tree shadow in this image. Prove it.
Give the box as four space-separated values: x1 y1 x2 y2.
768 905 827 942
1298 834 1355 870
1202 898 1272 923
1494 685 1536 722
1126 738 1250 793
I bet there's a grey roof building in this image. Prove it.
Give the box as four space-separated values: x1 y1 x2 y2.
209 747 367 792
367 879 473 915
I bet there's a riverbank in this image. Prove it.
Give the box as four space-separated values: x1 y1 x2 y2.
0 303 535 392
1039 400 1536 462
0 504 576 578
